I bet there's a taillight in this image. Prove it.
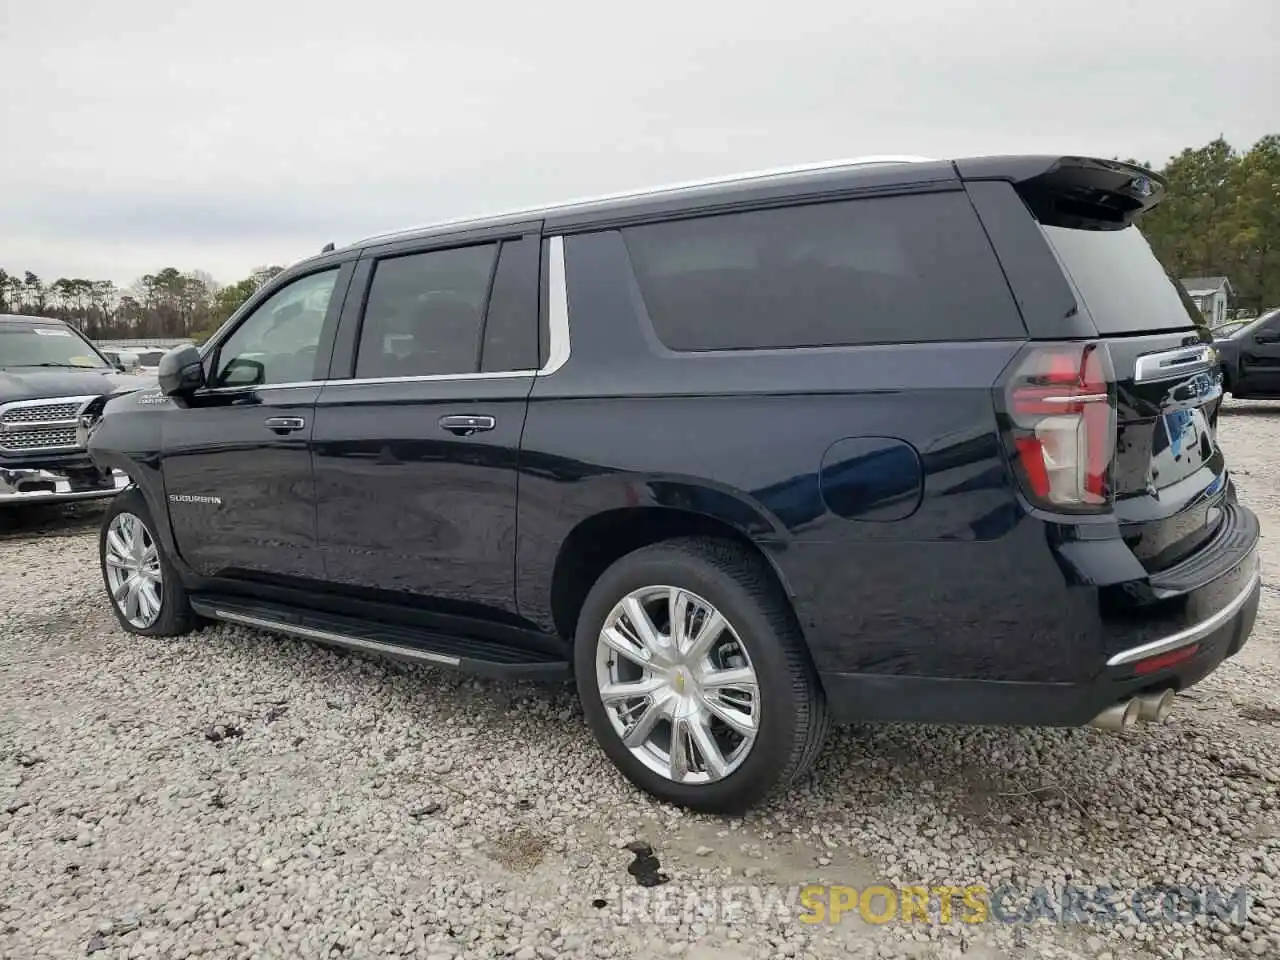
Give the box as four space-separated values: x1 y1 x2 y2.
1000 341 1117 512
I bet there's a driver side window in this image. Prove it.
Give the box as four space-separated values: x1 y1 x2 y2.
214 269 339 387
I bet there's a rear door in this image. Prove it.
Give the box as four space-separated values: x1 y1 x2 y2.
966 165 1226 573
311 224 541 616
1237 311 1280 396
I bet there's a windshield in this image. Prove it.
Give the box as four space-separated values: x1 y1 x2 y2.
0 323 111 370
1040 223 1205 335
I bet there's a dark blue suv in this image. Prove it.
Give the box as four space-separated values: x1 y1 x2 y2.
86 154 1262 812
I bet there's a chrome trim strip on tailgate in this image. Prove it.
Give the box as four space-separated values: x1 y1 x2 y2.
1106 556 1262 667
1133 345 1215 384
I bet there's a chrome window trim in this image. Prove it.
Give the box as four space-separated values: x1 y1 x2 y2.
194 234 572 393
197 370 541 393
540 235 571 377
321 370 539 389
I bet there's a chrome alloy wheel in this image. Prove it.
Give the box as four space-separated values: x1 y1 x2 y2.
595 585 760 784
104 512 163 629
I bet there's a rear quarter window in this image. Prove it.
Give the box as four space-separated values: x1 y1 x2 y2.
619 191 1026 351
1038 224 1204 335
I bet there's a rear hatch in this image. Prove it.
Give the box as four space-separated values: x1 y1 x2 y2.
985 158 1227 573
1039 218 1225 572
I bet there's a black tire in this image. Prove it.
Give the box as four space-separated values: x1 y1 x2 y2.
99 488 198 637
574 537 830 813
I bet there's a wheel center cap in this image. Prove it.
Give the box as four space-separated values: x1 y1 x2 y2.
672 668 688 694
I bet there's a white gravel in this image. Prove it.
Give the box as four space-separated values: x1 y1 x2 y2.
2 399 1280 960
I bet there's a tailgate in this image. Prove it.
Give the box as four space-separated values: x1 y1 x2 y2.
1106 334 1226 571
1035 195 1226 574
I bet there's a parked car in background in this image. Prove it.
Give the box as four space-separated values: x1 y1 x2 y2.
1215 307 1280 399
134 349 169 376
84 155 1260 813
1 315 152 504
114 348 172 378
97 346 143 373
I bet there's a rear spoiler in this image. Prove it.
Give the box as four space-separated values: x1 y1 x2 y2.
953 155 1166 230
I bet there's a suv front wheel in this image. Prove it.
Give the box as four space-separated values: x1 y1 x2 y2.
574 538 830 813
99 488 197 637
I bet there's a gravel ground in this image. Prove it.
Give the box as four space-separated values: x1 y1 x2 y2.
2 399 1279 960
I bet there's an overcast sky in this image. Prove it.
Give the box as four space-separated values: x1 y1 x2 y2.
2 0 1274 288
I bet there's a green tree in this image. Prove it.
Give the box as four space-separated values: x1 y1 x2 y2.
1136 134 1280 315
1223 135 1280 311
23 272 45 313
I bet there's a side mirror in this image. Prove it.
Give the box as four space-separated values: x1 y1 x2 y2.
157 344 206 397
113 350 140 372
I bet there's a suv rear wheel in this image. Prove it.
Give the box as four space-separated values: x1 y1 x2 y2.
574 538 829 813
99 488 197 637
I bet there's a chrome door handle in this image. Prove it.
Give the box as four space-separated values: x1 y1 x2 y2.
439 414 495 436
264 416 306 434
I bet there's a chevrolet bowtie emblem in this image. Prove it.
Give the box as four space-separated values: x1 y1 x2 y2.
673 671 686 694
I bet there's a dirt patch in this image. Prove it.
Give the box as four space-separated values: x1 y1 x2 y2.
483 830 549 873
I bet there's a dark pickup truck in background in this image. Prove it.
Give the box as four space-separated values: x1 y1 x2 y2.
1214 307 1280 399
0 314 151 505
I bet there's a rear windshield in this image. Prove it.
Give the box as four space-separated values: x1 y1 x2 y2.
1039 224 1205 335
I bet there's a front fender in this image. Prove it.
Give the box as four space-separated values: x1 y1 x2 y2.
86 390 179 568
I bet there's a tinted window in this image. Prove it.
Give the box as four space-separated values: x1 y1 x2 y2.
480 238 539 372
355 244 498 379
620 192 1024 351
215 269 338 387
1040 224 1203 334
1242 308 1280 338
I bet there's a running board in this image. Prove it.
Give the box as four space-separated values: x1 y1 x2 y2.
189 597 570 681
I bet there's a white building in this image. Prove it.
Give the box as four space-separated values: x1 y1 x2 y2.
1179 276 1234 327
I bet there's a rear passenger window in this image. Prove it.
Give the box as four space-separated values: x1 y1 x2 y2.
621 192 1024 351
355 244 498 379
480 237 540 372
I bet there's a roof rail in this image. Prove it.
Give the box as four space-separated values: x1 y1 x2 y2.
354 154 940 247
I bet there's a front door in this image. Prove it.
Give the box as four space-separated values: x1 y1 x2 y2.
312 229 541 618
1238 312 1280 397
163 263 352 581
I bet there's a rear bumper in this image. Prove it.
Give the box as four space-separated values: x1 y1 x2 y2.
819 505 1263 727
0 464 129 504
820 566 1258 726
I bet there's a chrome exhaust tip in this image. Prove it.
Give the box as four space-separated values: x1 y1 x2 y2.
1134 689 1176 724
1089 698 1140 732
